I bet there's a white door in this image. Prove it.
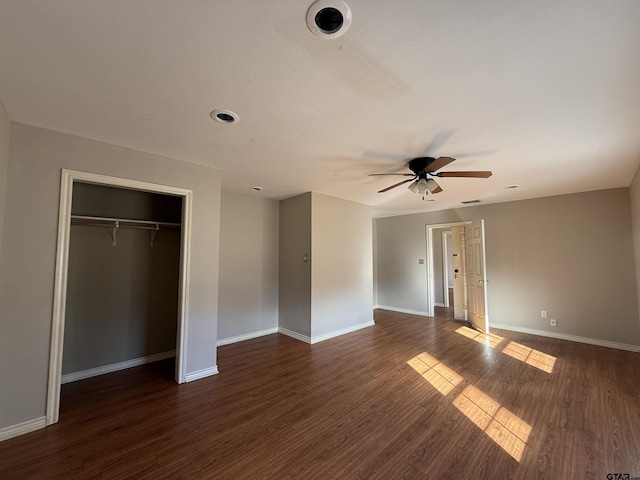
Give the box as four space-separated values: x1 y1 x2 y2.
451 226 466 321
465 220 489 332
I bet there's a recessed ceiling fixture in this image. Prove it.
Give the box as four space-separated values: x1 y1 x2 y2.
505 184 520 189
250 186 263 192
210 109 239 124
306 0 352 39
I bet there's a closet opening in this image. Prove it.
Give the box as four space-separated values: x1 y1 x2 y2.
47 170 193 426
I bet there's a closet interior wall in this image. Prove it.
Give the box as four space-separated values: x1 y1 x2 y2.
62 182 182 380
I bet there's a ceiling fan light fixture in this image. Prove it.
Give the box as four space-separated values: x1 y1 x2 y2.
425 178 439 193
407 180 419 193
416 178 429 195
306 0 352 39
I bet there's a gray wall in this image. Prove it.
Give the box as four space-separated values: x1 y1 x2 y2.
62 184 181 375
311 193 373 338
0 123 222 430
278 193 312 336
0 101 9 253
218 190 279 341
629 164 640 330
375 188 640 346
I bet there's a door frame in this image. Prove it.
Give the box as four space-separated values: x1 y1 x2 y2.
441 230 451 308
46 169 193 426
426 222 469 317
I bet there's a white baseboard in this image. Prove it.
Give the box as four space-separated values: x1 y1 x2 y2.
374 305 429 317
217 327 278 346
0 416 46 443
310 321 375 344
185 366 219 382
61 350 176 384
279 321 375 345
278 327 312 344
490 323 640 353
434 303 445 308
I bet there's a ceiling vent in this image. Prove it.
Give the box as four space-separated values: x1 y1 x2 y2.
461 199 482 204
306 0 352 39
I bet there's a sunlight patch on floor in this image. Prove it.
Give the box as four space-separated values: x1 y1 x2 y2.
502 341 556 373
407 353 463 396
453 385 531 461
455 326 504 349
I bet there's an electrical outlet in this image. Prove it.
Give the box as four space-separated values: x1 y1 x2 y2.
550 318 557 327
541 310 547 318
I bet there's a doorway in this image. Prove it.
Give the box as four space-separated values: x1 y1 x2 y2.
47 170 193 426
426 220 490 332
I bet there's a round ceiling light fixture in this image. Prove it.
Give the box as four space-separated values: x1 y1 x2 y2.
306 0 352 39
210 109 239 124
250 186 263 192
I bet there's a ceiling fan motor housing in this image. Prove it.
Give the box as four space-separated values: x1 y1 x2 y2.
408 157 435 175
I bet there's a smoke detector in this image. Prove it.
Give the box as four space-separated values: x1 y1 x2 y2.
210 110 239 124
306 0 352 39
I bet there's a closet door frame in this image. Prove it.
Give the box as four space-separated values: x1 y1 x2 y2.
46 169 193 426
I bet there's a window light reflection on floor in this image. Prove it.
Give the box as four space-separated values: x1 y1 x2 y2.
455 326 504 349
407 352 463 396
502 341 556 373
453 385 531 462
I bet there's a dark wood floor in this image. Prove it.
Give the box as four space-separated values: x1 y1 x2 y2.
1 309 640 479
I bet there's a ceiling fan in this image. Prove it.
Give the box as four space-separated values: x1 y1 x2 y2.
369 156 492 197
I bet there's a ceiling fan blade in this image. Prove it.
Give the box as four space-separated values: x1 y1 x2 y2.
423 130 455 157
378 178 415 193
368 173 415 176
435 171 492 178
425 156 456 173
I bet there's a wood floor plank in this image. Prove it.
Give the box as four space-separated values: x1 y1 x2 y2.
1 309 639 479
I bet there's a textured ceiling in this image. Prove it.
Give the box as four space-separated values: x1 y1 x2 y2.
1 0 640 217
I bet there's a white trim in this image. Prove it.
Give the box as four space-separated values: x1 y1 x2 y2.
47 169 194 427
490 323 640 352
278 327 312 344
61 351 176 384
310 321 375 344
0 417 46 443
434 302 445 308
442 230 450 307
278 322 375 344
176 189 193 384
185 366 219 382
374 306 429 317
217 328 278 346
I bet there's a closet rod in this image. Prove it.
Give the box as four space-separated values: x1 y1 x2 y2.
70 215 181 230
